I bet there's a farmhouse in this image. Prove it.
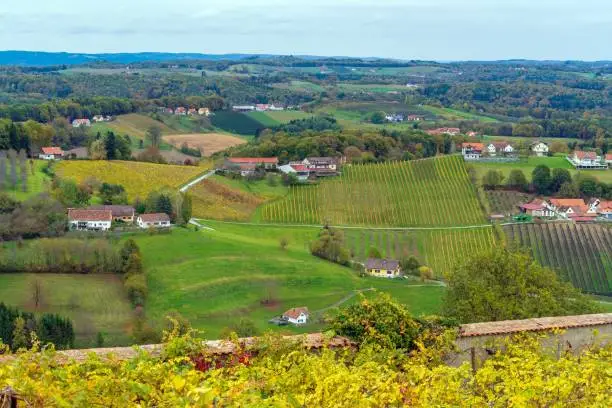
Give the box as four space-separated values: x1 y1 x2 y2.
68 209 112 231
175 107 187 115
547 198 597 220
164 108 174 114
568 151 606 169
92 115 104 122
466 131 478 137
427 127 461 136
279 163 311 182
406 115 423 121
531 141 549 157
587 199 612 220
71 119 91 128
268 104 284 111
39 146 64 160
137 213 171 228
485 142 515 157
461 142 484 160
282 307 309 325
519 199 555 218
302 157 340 176
365 258 402 278
188 108 197 115
198 107 210 116
88 205 135 224
385 114 404 123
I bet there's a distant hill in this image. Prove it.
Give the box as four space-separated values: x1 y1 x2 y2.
0 51 267 66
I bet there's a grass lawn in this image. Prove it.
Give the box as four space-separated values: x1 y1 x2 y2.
0 273 133 347
133 226 444 338
246 111 280 127
470 155 612 184
91 114 177 139
2 160 51 201
421 105 499 123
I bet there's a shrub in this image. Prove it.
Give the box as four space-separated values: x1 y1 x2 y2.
125 274 148 307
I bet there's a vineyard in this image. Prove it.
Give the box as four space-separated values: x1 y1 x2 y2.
343 227 497 277
504 223 612 295
56 161 205 200
259 155 487 227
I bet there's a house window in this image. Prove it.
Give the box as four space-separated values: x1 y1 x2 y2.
387 270 392 275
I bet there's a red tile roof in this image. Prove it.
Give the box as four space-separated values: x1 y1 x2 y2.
461 142 484 150
549 198 586 208
227 157 279 164
139 213 170 223
290 164 309 172
598 201 612 212
41 147 64 155
68 209 112 222
606 154 612 161
574 151 597 160
520 203 545 211
458 313 612 338
283 307 309 320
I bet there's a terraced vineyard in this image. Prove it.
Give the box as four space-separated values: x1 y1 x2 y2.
344 227 497 277
259 155 487 227
504 223 612 295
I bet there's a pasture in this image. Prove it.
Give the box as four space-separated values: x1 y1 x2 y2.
505 223 612 295
259 155 488 227
2 159 51 201
134 226 444 338
55 160 205 200
163 133 247 156
0 274 133 347
91 113 177 139
247 110 315 126
421 105 499 122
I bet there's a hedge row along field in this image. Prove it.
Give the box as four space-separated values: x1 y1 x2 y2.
344 227 497 277
260 155 487 227
504 223 612 295
56 161 205 200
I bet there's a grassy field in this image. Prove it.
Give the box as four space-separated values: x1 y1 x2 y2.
421 105 499 122
0 273 133 347
470 156 612 184
134 226 445 338
191 175 287 221
91 114 177 139
505 223 612 296
163 133 246 156
259 156 487 227
56 160 206 200
2 160 51 201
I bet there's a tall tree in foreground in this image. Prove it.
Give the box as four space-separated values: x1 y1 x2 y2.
443 248 598 323
146 125 162 148
8 148 17 189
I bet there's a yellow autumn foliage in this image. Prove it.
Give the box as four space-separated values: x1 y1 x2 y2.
55 160 205 200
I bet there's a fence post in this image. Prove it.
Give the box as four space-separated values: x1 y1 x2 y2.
470 347 477 373
0 386 18 408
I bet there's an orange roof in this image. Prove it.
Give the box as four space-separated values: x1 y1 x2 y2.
41 147 63 155
227 157 279 164
598 201 612 212
605 154 612 161
283 307 309 320
139 213 170 223
461 142 484 150
549 198 586 208
574 151 597 160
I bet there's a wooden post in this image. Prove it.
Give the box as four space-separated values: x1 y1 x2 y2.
470 347 477 373
0 386 18 408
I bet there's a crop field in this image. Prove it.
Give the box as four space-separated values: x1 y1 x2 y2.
134 225 444 337
56 160 205 200
421 105 499 122
91 114 176 139
191 175 287 221
0 273 132 347
248 110 314 126
485 190 534 214
211 111 265 135
259 155 487 227
343 227 496 277
162 133 246 156
504 223 612 295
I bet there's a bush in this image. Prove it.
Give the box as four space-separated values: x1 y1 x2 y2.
125 274 148 307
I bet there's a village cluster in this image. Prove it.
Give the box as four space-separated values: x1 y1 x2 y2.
68 206 171 231
222 156 342 180
519 198 612 222
232 104 286 112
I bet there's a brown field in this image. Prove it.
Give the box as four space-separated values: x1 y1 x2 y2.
163 133 246 156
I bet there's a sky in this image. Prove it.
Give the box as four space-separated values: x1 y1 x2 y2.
0 0 610 61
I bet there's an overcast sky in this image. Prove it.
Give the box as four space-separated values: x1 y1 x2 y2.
1 0 610 60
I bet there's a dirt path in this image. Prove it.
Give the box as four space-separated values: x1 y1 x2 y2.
179 170 216 192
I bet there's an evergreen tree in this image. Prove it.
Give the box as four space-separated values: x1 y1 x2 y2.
532 165 551 194
105 131 117 160
156 194 173 217
180 193 192 224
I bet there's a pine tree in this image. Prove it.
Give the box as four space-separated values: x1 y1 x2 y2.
8 148 17 189
105 131 117 160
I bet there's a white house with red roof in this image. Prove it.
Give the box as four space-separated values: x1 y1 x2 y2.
426 127 461 136
605 154 612 167
531 141 549 157
282 307 309 325
175 107 187 116
71 118 91 128
68 209 112 231
278 163 311 182
519 199 555 218
461 142 484 160
485 142 515 157
225 157 279 171
568 151 606 169
39 147 64 160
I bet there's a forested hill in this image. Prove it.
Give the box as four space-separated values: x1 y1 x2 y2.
0 51 263 66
